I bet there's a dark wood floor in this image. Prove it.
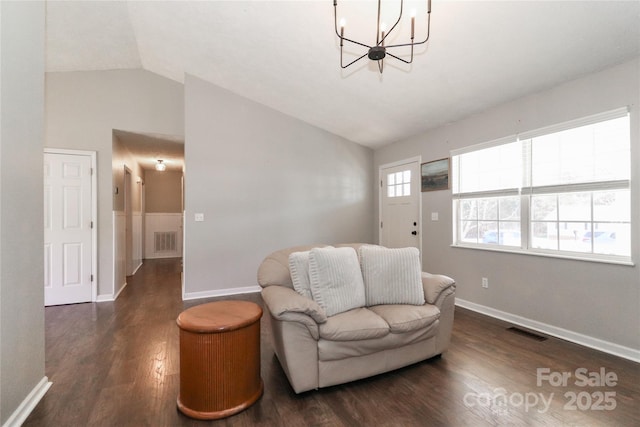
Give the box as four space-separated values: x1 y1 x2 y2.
25 258 639 426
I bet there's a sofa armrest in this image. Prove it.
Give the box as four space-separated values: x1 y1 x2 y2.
261 285 327 324
421 272 455 305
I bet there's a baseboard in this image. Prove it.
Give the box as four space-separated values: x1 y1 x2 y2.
131 262 143 276
2 376 51 427
96 281 127 302
144 254 181 260
455 298 640 363
95 294 114 302
114 281 128 300
183 285 262 301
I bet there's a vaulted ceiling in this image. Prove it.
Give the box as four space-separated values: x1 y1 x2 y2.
46 1 640 150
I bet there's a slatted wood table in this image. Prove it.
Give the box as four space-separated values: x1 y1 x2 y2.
176 300 263 420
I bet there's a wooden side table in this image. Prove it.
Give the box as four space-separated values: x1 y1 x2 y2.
176 300 263 420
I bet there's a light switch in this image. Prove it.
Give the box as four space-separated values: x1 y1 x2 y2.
195 213 204 222
431 212 439 221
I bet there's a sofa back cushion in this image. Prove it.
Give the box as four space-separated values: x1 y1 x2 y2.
257 244 327 288
360 246 425 306
288 251 313 299
257 244 381 289
308 247 366 316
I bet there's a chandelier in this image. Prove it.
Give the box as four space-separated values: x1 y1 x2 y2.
155 160 166 171
333 0 432 73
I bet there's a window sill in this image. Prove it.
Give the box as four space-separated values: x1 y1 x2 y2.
450 243 635 267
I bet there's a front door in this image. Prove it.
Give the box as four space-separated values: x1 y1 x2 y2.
44 152 93 306
380 158 421 251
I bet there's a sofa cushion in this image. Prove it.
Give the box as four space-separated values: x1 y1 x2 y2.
257 244 328 288
309 247 366 316
318 325 438 361
289 251 312 299
360 246 425 306
319 308 389 341
335 243 379 263
369 304 440 333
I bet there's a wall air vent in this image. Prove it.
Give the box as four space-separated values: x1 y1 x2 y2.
154 231 177 252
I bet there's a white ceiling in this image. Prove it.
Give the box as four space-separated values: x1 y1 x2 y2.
46 1 640 150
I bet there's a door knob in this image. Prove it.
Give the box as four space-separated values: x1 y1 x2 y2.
411 231 418 235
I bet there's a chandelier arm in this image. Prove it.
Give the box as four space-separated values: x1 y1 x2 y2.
384 30 430 49
333 0 341 37
383 8 431 49
385 51 412 64
341 52 369 69
334 1 373 50
376 0 381 45
411 12 432 45
342 36 374 50
379 0 404 47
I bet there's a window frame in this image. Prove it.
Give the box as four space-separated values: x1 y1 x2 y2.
387 169 412 198
451 108 633 265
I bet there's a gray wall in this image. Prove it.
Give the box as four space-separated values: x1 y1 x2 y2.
46 70 184 298
0 2 46 424
375 59 640 353
184 75 374 296
145 170 182 213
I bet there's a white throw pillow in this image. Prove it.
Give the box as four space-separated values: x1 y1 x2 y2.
288 251 312 299
360 246 425 306
308 247 366 317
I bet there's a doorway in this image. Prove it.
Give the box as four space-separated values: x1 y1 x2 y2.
379 157 422 252
112 130 184 298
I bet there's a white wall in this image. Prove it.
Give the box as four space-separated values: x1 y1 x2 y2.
0 2 48 424
184 75 374 298
375 59 640 358
145 213 183 259
46 70 184 299
144 171 183 260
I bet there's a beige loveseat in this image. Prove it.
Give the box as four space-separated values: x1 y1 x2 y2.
257 243 456 394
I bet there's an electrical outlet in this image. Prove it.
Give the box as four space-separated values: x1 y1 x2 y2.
482 277 489 288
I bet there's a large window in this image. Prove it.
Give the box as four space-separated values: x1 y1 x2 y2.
452 109 631 262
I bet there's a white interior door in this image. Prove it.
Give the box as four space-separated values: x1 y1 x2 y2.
380 158 421 251
44 152 93 306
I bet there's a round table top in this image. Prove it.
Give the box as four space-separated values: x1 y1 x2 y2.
177 300 263 333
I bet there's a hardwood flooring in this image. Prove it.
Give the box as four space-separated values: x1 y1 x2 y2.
25 258 639 426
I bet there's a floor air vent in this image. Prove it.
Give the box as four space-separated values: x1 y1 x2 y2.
507 327 548 341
